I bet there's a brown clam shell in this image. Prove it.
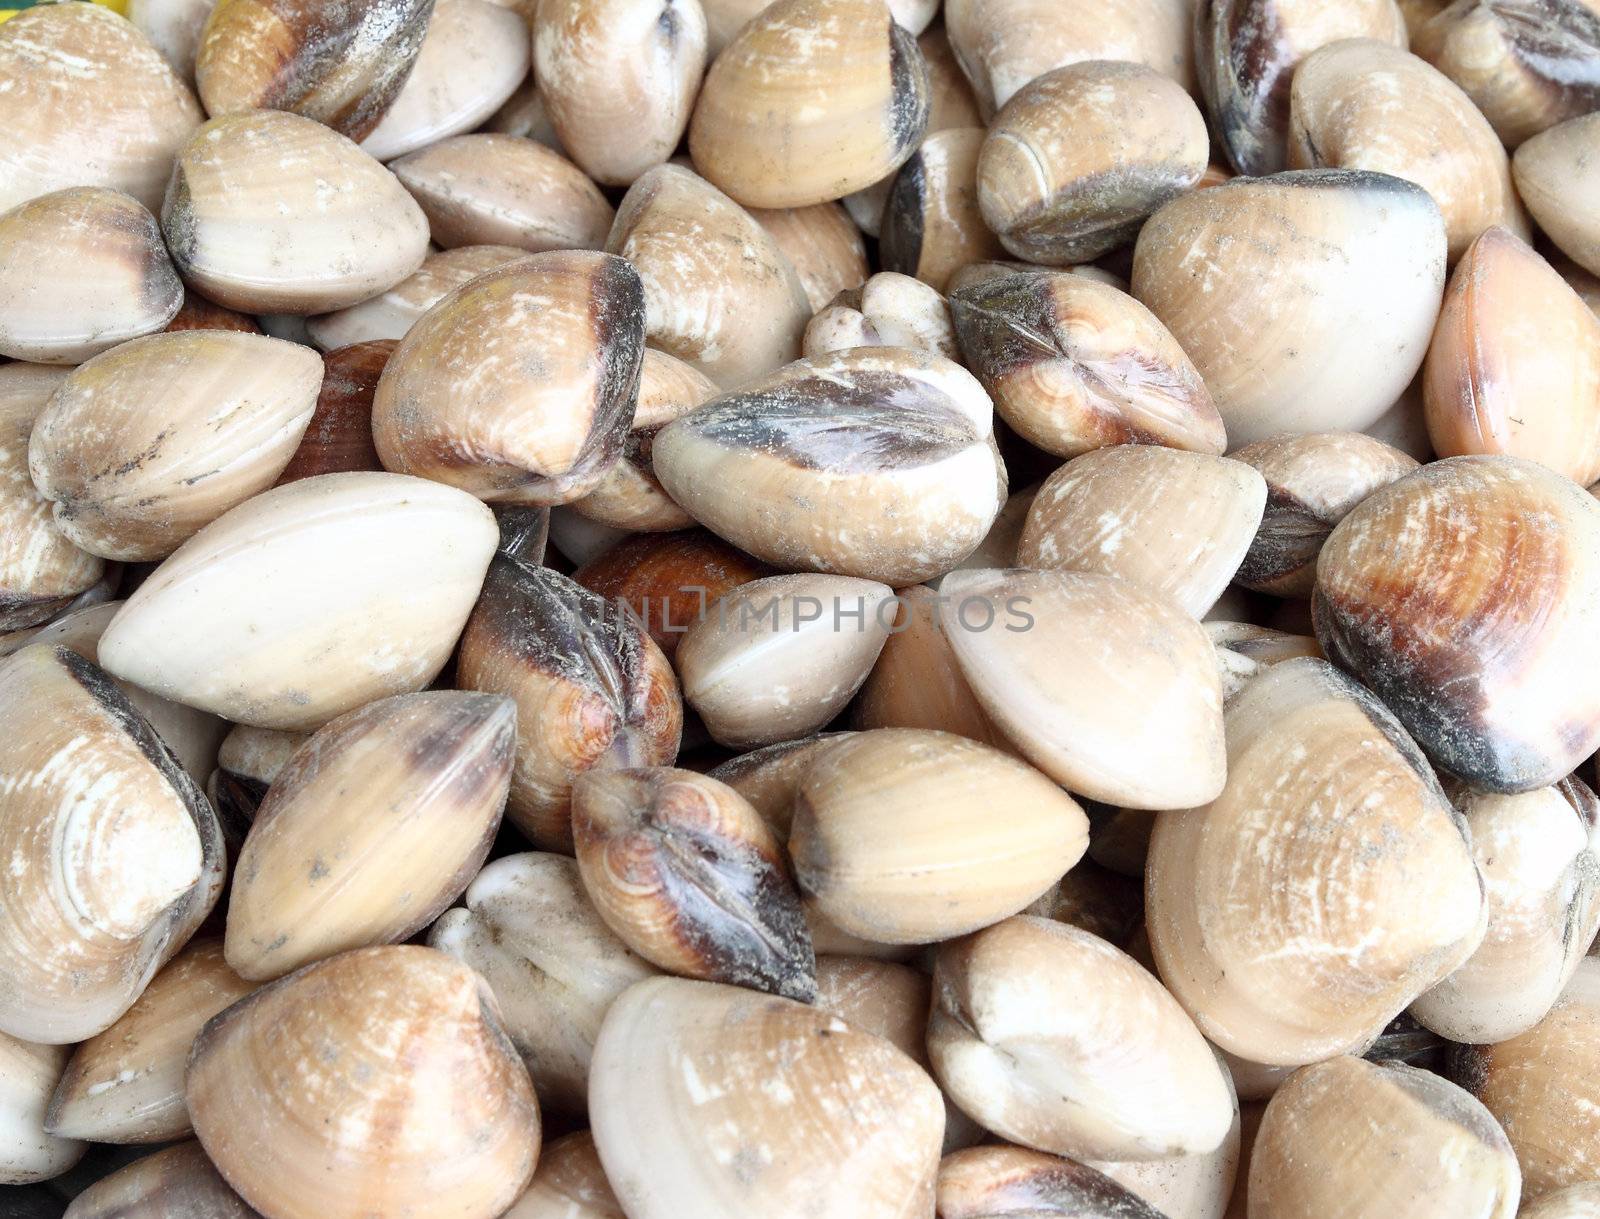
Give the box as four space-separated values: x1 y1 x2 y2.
274 341 391 484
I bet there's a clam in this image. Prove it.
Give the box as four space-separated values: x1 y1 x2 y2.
940 568 1227 809
1023 858 1146 949
0 188 181 364
214 723 307 806
930 915 1235 1161
164 289 260 333
936 1145 1169 1218
1208 621 1324 699
589 976 945 1219
503 1132 622 1219
373 251 644 505
706 733 854 840
918 21 985 131
0 1034 84 1185
951 272 1227 459
0 3 202 213
1132 170 1447 446
1231 432 1420 597
1289 39 1529 261
651 347 1006 584
429 852 659 1113
1016 446 1265 617
98 472 498 730
305 245 529 350
60 1142 259 1219
535 0 707 187
842 174 895 239
28 330 323 561
45 938 255 1144
126 0 215 82
390 134 614 252
274 341 391 484
881 127 1004 292
360 0 531 162
572 767 816 1000
0 645 224 1044
688 0 930 208
162 111 430 313
803 271 959 361
187 946 540 1219
456 559 682 852
751 202 870 313
1517 113 1600 276
1521 1184 1600 1219
947 481 1038 574
1423 227 1600 483
1412 778 1600 1044
789 728 1089 943
485 75 566 148
1315 455 1600 792
976 61 1208 265
676 573 895 747
1145 657 1487 1067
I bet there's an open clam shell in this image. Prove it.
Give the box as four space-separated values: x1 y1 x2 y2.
60 1142 259 1218
0 1034 84 1185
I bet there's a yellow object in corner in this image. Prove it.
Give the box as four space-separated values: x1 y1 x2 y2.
0 0 129 23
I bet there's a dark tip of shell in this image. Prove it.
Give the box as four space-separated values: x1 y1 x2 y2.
879 152 926 277
886 19 932 156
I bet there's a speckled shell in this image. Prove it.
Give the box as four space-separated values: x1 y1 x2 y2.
98 472 498 730
60 1142 260 1218
0 4 202 213
607 164 812 387
274 341 390 484
391 134 614 252
161 111 429 312
688 0 930 208
1314 456 1600 792
652 346 1006 584
1423 227 1600 483
0 646 225 1044
1231 431 1420 597
45 938 255 1144
187 946 540 1219
373 251 643 505
790 728 1089 943
1133 170 1447 446
589 976 945 1219
502 1132 623 1219
305 245 529 350
1145 657 1487 1067
456 559 682 852
936 1145 1169 1218
0 188 181 364
804 272 958 362
360 0 531 162
977 61 1208 265
952 273 1227 460
881 127 1004 292
706 733 854 841
28 331 323 561
941 568 1227 809
0 1034 83 1185
535 0 707 187
751 202 870 313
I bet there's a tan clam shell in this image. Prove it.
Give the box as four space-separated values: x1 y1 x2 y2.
941 568 1227 809
1017 446 1265 617
429 852 658 1114
0 645 225 1044
0 4 202 213
0 1034 84 1185
918 20 984 131
651 346 1006 584
45 938 255 1144
305 245 529 350
28 331 323 561
1521 1183 1600 1219
789 728 1089 943
880 127 1004 292
0 188 181 364
1145 657 1487 1067
751 202 869 314
503 1132 623 1219
706 733 854 841
930 916 1235 1161
360 0 531 162
1516 113 1600 277
273 340 391 484
60 1142 259 1218
1423 226 1600 483
1314 455 1600 792
589 976 945 1219
947 480 1037 574
535 0 707 187
606 163 812 387
485 74 566 149
977 61 1208 265
392 134 614 252
803 272 958 361
217 724 306 788
1132 170 1447 446
373 250 644 505
688 0 930 208
187 945 540 1219
456 559 682 852
937 1145 1170 1218
162 110 429 313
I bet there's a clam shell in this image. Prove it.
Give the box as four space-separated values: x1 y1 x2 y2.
0 188 181 364
936 1145 1169 1218
688 0 930 208
548 507 625 567
28 331 323 561
706 733 854 841
162 110 429 312
485 75 566 149
0 646 224 1044
789 728 1089 943
187 945 540 1219
0 4 202 213
918 21 985 131
274 340 391 484
1207 621 1324 700
373 250 644 505
60 1142 259 1218
503 1132 622 1219
1521 1183 1600 1219
947 481 1038 574
1314 455 1600 792
0 1034 84 1185
589 976 944 1219
1145 657 1487 1067
1132 169 1447 446
1516 112 1600 277
803 271 958 361
164 290 260 333
881 127 1004 292
98 471 498 730
750 202 869 313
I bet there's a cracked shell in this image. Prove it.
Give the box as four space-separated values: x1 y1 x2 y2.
880 127 1005 292
936 1145 1169 1218
60 1142 259 1218
305 245 529 350
0 1034 84 1185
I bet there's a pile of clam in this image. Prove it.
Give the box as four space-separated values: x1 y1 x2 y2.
8 0 1600 1216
